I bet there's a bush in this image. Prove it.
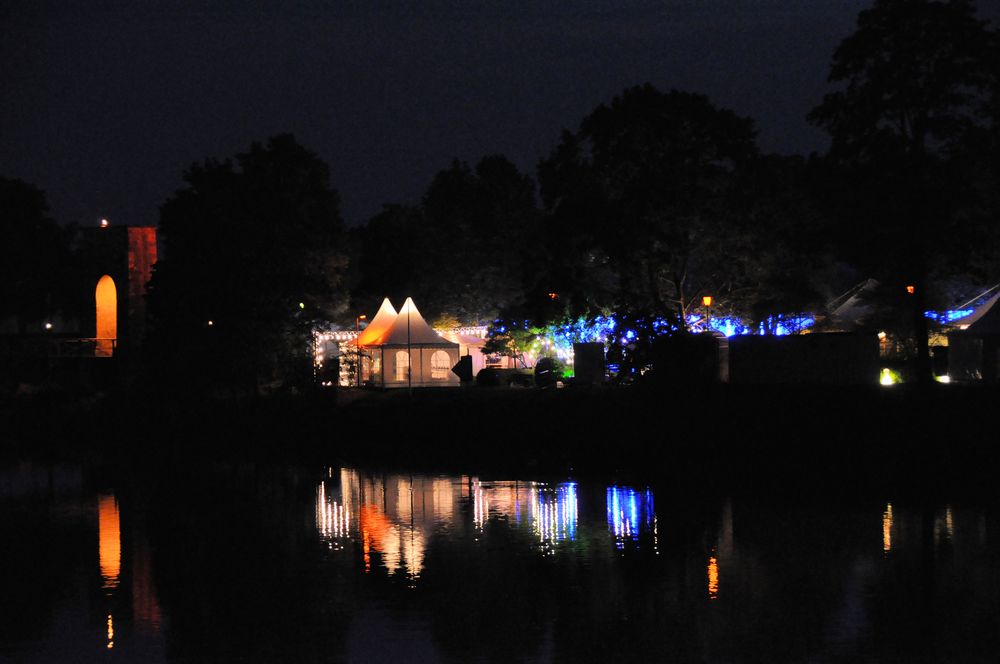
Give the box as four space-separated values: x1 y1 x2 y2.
476 368 503 387
534 357 564 388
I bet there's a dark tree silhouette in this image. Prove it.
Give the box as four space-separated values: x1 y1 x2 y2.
146 135 347 394
537 85 758 329
725 155 834 329
352 155 539 325
0 177 73 333
809 0 995 380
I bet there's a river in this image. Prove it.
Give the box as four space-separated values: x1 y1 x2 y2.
2 460 998 662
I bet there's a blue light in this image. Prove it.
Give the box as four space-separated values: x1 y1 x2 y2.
925 309 974 323
606 485 656 546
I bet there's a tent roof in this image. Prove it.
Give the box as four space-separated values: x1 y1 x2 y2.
828 278 877 327
378 298 456 347
957 291 1000 333
356 298 398 346
439 330 486 346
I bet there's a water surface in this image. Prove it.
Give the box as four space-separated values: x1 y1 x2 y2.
2 461 999 662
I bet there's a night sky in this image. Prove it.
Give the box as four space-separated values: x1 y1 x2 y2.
5 0 990 229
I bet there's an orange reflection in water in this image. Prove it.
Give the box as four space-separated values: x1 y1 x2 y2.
98 494 121 590
883 503 893 553
707 556 719 600
106 614 114 649
131 537 162 631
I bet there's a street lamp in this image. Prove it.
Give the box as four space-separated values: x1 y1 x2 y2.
702 295 713 332
356 315 366 387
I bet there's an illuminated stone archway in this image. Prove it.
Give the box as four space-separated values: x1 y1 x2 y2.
95 275 117 357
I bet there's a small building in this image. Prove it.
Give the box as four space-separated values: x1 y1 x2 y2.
356 298 460 388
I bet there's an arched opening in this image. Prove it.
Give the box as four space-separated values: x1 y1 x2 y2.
431 350 451 380
95 275 117 357
394 351 410 382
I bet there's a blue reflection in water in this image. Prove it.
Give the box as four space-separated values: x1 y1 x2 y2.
532 482 578 546
607 486 656 547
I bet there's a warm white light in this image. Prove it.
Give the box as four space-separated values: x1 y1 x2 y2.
207 320 214 326
880 368 895 386
100 218 109 228
44 322 53 330
936 375 951 384
877 331 886 340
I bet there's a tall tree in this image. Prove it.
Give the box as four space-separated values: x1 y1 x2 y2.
809 0 994 380
352 155 538 325
146 135 347 394
0 178 73 333
537 85 758 329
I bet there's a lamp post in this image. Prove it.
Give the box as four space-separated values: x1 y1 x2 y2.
356 315 366 387
702 295 713 332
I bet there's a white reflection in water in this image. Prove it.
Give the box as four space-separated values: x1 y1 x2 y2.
315 469 432 579
532 484 577 546
935 505 955 545
474 480 578 547
316 470 583 577
606 486 656 548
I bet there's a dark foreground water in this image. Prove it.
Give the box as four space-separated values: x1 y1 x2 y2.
3 460 1000 663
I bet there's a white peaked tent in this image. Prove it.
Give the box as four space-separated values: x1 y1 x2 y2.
357 298 398 346
361 298 460 387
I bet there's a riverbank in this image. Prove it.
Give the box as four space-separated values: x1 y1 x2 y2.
2 383 999 498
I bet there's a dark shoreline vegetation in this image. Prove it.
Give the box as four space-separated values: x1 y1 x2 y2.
3 383 998 501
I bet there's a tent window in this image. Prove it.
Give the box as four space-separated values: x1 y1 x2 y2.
431 351 451 380
395 351 410 382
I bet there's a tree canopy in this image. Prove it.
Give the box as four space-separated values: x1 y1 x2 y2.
146 134 347 393
0 177 73 332
538 85 761 327
809 0 996 378
352 155 539 325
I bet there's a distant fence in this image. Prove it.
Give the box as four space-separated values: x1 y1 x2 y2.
729 333 879 384
0 336 117 359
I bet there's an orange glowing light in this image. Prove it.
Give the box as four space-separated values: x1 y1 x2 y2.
707 555 719 599
95 275 117 357
100 218 109 228
702 295 713 307
363 529 371 573
882 503 893 553
906 285 915 294
99 494 121 590
547 292 559 300
106 614 114 649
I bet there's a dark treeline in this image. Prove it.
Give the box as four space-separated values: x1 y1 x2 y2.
2 0 999 393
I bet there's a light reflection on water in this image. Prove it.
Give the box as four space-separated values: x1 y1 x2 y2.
98 493 121 591
606 485 656 547
315 470 584 575
6 461 1000 663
